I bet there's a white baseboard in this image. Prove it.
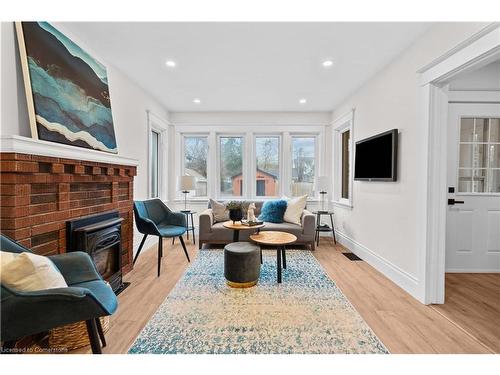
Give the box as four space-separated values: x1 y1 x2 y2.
335 230 420 300
446 268 500 273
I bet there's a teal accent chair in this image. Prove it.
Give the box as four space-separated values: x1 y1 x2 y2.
133 199 190 277
0 235 117 354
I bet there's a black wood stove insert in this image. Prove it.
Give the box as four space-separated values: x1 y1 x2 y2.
66 211 128 294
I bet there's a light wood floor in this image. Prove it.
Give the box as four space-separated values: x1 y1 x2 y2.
94 238 497 354
430 273 500 353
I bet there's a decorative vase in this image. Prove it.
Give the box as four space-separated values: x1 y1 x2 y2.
229 209 243 224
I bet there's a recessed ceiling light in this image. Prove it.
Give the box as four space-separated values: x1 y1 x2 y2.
299 98 307 104
322 59 334 68
165 60 177 68
193 98 201 104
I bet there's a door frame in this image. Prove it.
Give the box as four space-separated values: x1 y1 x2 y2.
418 23 500 304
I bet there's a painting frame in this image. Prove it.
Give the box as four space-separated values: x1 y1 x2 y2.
15 22 118 154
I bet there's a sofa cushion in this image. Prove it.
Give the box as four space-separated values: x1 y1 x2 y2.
283 195 307 225
1 251 68 292
258 199 288 223
209 199 230 223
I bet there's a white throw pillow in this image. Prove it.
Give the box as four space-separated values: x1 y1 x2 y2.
209 199 230 223
282 195 308 225
0 251 67 292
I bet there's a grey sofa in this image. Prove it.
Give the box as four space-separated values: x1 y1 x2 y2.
198 201 316 250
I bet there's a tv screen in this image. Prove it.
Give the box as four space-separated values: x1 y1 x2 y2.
354 129 398 181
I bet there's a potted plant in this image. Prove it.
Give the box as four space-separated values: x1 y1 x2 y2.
226 201 243 224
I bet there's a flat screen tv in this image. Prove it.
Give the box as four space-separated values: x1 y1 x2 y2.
354 129 398 181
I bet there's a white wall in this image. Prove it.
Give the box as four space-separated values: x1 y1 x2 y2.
329 22 491 300
449 59 500 91
0 22 170 251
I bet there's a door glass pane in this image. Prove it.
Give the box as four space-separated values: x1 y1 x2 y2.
472 144 488 169
255 137 280 196
219 137 243 196
474 118 488 142
487 169 500 193
459 144 472 168
489 118 500 142
473 169 486 193
458 169 473 193
489 144 500 168
460 118 474 142
184 136 208 196
291 137 315 197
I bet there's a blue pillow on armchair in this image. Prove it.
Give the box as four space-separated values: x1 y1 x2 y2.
258 200 288 223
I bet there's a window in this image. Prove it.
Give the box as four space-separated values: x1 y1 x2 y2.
458 117 500 193
332 110 354 206
219 136 244 196
291 136 316 197
255 136 280 196
183 136 208 197
341 130 351 199
150 130 160 198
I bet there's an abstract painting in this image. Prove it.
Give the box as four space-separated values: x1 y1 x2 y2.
16 22 118 153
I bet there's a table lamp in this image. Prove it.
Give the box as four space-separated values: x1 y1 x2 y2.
177 175 196 211
315 176 329 212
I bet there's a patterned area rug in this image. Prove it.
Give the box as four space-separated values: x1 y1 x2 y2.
128 250 388 354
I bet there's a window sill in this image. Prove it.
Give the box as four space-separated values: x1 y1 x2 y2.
331 200 353 209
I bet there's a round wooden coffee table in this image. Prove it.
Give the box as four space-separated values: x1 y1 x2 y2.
250 231 297 283
223 221 265 242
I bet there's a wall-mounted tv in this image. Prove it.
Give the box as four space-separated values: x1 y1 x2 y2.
354 129 398 181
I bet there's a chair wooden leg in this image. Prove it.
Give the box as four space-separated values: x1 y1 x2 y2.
133 234 148 265
179 236 190 262
95 317 107 348
157 237 163 277
86 319 102 354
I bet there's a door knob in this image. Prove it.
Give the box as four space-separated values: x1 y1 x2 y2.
448 198 465 205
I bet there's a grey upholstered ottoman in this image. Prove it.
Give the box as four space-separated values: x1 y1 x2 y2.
224 242 261 288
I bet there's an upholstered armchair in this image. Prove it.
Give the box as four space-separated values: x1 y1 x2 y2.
0 235 117 354
133 199 190 277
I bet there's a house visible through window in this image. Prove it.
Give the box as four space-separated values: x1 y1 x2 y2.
183 136 208 197
291 137 315 197
150 129 160 198
255 136 280 196
219 136 244 196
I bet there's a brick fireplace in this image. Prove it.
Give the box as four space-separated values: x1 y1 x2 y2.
0 152 136 274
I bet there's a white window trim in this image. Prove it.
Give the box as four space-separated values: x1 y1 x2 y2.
332 109 355 208
216 133 246 199
147 111 168 200
179 133 210 199
289 133 321 200
253 134 283 199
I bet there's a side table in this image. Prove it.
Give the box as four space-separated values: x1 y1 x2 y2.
312 211 336 246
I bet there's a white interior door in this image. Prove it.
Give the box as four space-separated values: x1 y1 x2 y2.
446 103 500 272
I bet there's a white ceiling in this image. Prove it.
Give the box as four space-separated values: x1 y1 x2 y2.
60 22 432 112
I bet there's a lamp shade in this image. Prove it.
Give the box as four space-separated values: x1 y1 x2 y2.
315 176 329 192
177 175 196 191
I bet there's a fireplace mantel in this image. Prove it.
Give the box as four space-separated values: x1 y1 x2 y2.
0 145 137 274
1 135 138 167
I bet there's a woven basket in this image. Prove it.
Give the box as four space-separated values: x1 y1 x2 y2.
48 316 110 351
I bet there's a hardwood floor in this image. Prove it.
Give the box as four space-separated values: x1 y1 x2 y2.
430 273 500 353
93 237 496 354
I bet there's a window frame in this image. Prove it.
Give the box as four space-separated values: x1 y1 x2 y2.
289 134 319 199
253 134 283 198
216 133 246 199
180 133 210 199
332 110 354 208
147 112 168 200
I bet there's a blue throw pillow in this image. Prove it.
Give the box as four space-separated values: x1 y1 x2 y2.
258 200 288 223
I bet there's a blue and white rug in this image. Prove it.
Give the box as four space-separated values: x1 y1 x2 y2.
128 250 388 354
